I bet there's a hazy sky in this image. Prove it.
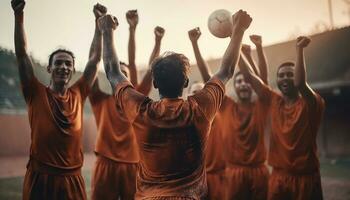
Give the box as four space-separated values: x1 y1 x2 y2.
0 0 348 71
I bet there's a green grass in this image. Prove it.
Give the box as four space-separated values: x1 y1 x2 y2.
0 163 349 200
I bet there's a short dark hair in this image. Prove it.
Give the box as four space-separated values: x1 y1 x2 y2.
151 52 190 98
277 61 295 74
48 49 75 68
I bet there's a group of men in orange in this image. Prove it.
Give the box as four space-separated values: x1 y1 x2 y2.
12 0 325 199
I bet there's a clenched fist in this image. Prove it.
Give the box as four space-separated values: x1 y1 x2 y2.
154 26 165 40
250 35 262 46
232 10 252 32
126 10 138 29
11 0 25 14
241 44 251 55
98 15 118 32
93 3 107 19
296 36 311 48
188 27 201 42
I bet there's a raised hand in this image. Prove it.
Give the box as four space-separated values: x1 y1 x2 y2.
154 26 165 40
250 35 262 46
296 36 311 48
93 3 107 19
98 15 118 32
11 0 25 14
188 27 201 42
232 10 252 32
241 44 251 55
126 10 138 29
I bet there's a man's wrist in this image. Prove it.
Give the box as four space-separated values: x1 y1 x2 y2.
14 12 24 23
129 26 136 32
102 29 114 35
155 38 162 43
231 27 245 37
191 40 198 45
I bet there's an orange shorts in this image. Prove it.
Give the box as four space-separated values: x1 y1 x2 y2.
91 155 137 200
268 168 323 200
23 159 86 200
206 169 226 200
225 164 269 200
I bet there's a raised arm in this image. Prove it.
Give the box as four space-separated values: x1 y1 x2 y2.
213 10 252 84
250 35 268 84
238 53 266 98
295 36 316 104
126 10 138 86
12 0 34 85
83 3 106 88
91 76 101 95
188 27 212 82
137 26 165 95
99 15 128 90
241 44 260 76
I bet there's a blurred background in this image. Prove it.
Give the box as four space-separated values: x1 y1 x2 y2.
0 0 349 199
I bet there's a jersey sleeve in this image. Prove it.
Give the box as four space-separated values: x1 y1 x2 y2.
114 80 150 122
21 76 42 104
190 77 225 122
71 76 91 101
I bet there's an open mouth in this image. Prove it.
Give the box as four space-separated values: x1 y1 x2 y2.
239 87 250 93
281 83 288 90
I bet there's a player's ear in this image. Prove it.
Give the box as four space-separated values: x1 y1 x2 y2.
184 78 189 88
153 80 158 89
47 65 52 73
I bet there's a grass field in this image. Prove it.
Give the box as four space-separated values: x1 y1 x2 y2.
0 161 349 200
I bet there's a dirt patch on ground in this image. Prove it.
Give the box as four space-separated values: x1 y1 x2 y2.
1 154 350 200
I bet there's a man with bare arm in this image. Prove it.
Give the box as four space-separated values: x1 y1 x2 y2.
238 36 325 200
267 36 325 200
188 27 226 200
188 28 270 200
12 0 102 199
90 10 165 199
241 35 268 84
98 10 251 199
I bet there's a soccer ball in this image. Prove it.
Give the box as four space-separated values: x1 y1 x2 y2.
207 9 233 38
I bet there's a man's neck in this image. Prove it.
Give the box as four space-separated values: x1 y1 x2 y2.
49 82 68 96
237 97 252 105
283 93 299 105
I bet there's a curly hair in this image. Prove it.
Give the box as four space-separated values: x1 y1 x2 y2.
151 52 190 98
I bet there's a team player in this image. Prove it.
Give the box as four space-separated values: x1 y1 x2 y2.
98 10 252 199
89 9 165 200
12 0 102 199
238 36 325 200
188 26 270 200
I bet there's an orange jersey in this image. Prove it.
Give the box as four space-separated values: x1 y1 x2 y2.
89 89 139 163
205 112 226 173
266 87 325 173
222 95 269 167
114 78 225 199
22 76 89 169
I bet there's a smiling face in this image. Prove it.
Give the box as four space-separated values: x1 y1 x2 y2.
277 64 297 97
234 73 252 102
48 52 75 86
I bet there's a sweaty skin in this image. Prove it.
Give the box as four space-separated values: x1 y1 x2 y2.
13 0 101 199
99 10 252 199
90 11 165 200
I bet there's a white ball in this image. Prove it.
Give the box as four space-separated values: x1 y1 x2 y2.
207 9 233 38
